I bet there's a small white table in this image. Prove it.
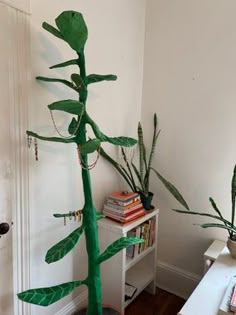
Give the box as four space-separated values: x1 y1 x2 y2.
178 246 236 315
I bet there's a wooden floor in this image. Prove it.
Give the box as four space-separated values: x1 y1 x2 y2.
125 288 186 315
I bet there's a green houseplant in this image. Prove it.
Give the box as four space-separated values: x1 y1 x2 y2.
173 165 236 258
17 10 143 315
100 113 188 210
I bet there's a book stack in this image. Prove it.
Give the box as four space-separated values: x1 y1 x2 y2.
103 190 146 224
126 218 156 259
218 275 236 315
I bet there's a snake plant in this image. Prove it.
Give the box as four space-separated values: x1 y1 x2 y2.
173 165 236 240
100 114 188 210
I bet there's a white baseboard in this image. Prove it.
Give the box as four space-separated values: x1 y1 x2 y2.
156 260 201 300
55 290 88 315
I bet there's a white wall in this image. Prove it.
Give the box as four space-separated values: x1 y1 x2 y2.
29 1 146 314
143 0 236 297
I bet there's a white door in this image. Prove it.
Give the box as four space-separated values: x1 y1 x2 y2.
0 2 30 315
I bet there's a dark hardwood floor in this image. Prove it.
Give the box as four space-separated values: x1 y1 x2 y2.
125 288 186 315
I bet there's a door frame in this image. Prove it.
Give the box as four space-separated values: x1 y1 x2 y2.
1 1 31 314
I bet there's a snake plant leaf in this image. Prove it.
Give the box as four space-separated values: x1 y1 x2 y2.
209 197 224 219
131 162 145 193
55 11 88 52
100 147 136 191
17 280 83 306
173 209 234 227
50 59 78 69
138 122 145 189
231 165 236 226
86 74 117 85
48 100 84 115
42 22 64 40
36 76 77 92
97 237 144 264
71 74 86 91
26 131 76 144
105 136 137 147
198 223 236 234
45 226 84 264
79 139 101 155
152 169 189 210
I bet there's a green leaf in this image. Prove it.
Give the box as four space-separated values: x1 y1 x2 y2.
45 226 83 264
105 136 137 147
199 223 236 234
71 74 86 91
86 74 117 85
68 117 78 135
153 169 189 210
100 147 136 191
173 209 234 227
138 122 145 190
17 281 83 306
79 139 101 154
55 11 88 52
26 131 76 144
36 76 77 92
42 22 64 40
97 237 144 264
48 99 84 115
231 165 236 227
50 59 78 69
131 162 145 193
96 212 105 220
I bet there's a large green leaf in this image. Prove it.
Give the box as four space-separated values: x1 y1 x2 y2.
105 136 137 147
71 74 86 91
153 169 190 210
48 100 84 115
45 226 83 264
36 76 77 92
17 281 83 306
50 59 78 69
55 11 88 52
79 139 101 155
26 131 76 144
97 237 143 264
86 74 117 85
42 22 64 40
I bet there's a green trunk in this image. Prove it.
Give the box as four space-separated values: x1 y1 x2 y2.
79 50 102 315
82 163 102 315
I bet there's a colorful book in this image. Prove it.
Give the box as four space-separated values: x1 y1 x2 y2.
103 208 145 223
107 190 140 206
103 204 144 217
105 199 141 211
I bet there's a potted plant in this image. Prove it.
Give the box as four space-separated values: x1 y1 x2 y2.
100 114 188 211
17 10 143 315
172 165 236 258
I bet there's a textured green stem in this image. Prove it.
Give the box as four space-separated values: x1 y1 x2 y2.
78 50 102 315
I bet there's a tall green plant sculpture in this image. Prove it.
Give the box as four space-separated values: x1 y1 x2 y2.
18 11 143 315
